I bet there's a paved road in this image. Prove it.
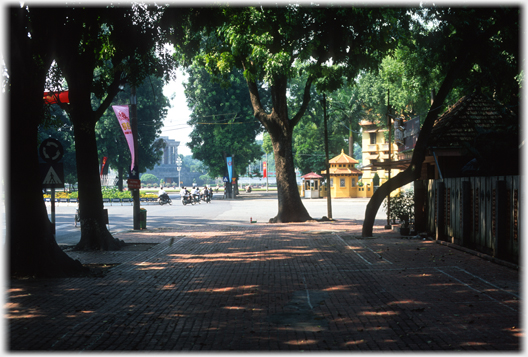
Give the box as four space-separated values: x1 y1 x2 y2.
50 191 388 245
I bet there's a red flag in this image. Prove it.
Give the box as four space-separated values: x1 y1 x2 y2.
263 162 267 178
100 157 108 177
43 91 69 104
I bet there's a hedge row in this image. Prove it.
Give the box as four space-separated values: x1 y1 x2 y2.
43 188 157 200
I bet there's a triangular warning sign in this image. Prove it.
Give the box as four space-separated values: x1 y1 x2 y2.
40 162 64 188
43 166 62 185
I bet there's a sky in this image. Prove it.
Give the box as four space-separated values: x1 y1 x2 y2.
161 69 193 157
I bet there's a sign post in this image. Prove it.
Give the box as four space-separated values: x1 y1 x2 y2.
39 138 64 236
130 86 140 230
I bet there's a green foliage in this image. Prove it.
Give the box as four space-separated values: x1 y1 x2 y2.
195 7 409 90
101 187 132 199
44 187 141 200
140 173 159 184
384 190 414 227
289 73 349 174
262 133 273 155
96 76 168 177
260 135 276 172
185 65 264 178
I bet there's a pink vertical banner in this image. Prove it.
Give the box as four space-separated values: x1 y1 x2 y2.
112 105 135 171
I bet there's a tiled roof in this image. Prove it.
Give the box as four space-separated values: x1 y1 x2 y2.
429 91 517 149
321 167 363 175
329 149 359 164
301 172 323 179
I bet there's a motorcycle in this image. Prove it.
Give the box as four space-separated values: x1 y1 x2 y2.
181 194 193 205
201 193 211 203
192 194 201 204
158 194 172 205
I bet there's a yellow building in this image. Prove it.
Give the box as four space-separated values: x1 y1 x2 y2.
359 120 402 198
321 149 362 198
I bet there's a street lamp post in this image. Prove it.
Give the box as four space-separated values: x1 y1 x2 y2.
176 157 182 189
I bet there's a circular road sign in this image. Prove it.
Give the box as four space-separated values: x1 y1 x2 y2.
39 138 64 163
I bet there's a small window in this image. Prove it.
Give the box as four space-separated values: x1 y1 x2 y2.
352 178 356 187
370 133 377 144
340 178 346 187
330 178 334 187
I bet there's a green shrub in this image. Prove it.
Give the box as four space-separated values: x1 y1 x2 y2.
384 190 414 227
141 173 159 185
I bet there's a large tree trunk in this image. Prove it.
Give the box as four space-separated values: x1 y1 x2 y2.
55 26 125 250
269 122 311 223
245 72 312 223
71 108 124 251
8 122 88 278
117 166 124 191
8 6 88 277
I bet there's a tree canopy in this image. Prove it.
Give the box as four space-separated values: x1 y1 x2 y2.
96 76 169 190
361 6 520 236
184 65 264 180
49 4 176 250
166 5 412 222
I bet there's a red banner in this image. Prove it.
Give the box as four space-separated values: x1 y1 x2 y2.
263 161 267 178
112 105 135 171
100 156 108 177
43 91 69 104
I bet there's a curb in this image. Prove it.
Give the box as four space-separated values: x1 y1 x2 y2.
431 239 519 270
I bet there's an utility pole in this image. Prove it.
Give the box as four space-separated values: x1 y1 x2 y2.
385 89 392 229
266 152 269 192
130 86 140 230
231 154 235 199
349 119 354 157
323 93 332 219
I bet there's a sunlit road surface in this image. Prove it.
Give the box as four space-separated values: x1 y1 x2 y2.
47 191 387 245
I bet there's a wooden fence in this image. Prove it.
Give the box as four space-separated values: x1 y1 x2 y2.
421 176 519 264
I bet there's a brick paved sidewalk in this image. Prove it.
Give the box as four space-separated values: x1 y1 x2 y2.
7 220 520 351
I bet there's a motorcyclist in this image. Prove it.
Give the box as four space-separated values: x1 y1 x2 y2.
181 187 191 203
202 186 210 201
192 186 201 201
158 186 170 201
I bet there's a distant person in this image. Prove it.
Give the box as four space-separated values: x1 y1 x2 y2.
192 186 200 200
158 186 169 201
